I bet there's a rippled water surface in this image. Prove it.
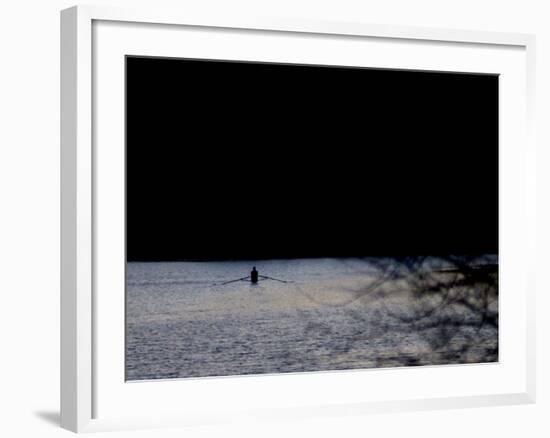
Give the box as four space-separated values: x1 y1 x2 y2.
126 257 498 380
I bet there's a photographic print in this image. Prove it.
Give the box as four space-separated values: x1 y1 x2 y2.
125 56 498 381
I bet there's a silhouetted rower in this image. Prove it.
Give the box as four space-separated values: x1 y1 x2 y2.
251 267 258 284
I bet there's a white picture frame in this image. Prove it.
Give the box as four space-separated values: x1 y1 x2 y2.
61 4 536 433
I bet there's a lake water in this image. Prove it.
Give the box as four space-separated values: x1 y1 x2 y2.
126 256 498 380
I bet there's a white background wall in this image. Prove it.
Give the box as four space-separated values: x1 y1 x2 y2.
0 0 547 436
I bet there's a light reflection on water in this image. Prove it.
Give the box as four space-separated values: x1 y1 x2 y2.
126 257 498 380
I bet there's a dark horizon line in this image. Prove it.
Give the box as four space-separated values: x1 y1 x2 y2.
126 252 498 263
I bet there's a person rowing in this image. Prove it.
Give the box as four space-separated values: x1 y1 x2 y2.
217 267 292 286
251 267 259 284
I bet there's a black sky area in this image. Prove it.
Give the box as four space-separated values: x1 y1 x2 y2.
126 56 498 262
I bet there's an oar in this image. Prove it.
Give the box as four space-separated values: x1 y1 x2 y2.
218 276 250 286
258 275 292 283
